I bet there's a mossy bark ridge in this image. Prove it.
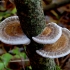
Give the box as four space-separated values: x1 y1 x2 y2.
14 0 56 70
14 0 46 38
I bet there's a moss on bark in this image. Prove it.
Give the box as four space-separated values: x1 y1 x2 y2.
14 0 56 70
14 0 46 38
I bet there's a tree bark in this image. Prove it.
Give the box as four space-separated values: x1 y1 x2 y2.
14 0 56 70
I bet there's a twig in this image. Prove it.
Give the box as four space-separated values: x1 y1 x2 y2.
55 58 60 66
10 59 29 62
44 0 70 11
43 0 52 4
10 59 30 67
61 54 70 68
0 10 6 12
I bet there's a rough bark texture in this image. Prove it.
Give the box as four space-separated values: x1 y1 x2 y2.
14 0 56 70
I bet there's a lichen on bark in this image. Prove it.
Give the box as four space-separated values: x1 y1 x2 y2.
14 0 56 70
14 0 46 38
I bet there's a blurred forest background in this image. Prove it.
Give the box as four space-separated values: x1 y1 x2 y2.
0 0 70 70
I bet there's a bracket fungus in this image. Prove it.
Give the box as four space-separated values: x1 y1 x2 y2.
36 28 70 58
0 16 30 45
32 22 62 44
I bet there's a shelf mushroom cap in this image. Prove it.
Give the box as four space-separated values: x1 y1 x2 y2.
0 16 30 45
32 22 62 44
36 28 70 58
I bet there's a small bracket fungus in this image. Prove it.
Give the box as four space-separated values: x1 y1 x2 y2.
0 16 30 45
36 28 70 58
32 22 62 44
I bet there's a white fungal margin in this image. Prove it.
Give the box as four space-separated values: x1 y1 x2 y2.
0 35 30 45
36 28 70 58
36 49 70 58
0 16 31 45
32 22 62 44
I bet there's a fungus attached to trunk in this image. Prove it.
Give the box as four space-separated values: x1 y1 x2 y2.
0 16 30 45
36 28 70 58
32 22 62 44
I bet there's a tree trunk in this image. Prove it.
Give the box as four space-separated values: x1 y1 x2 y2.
14 0 56 70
